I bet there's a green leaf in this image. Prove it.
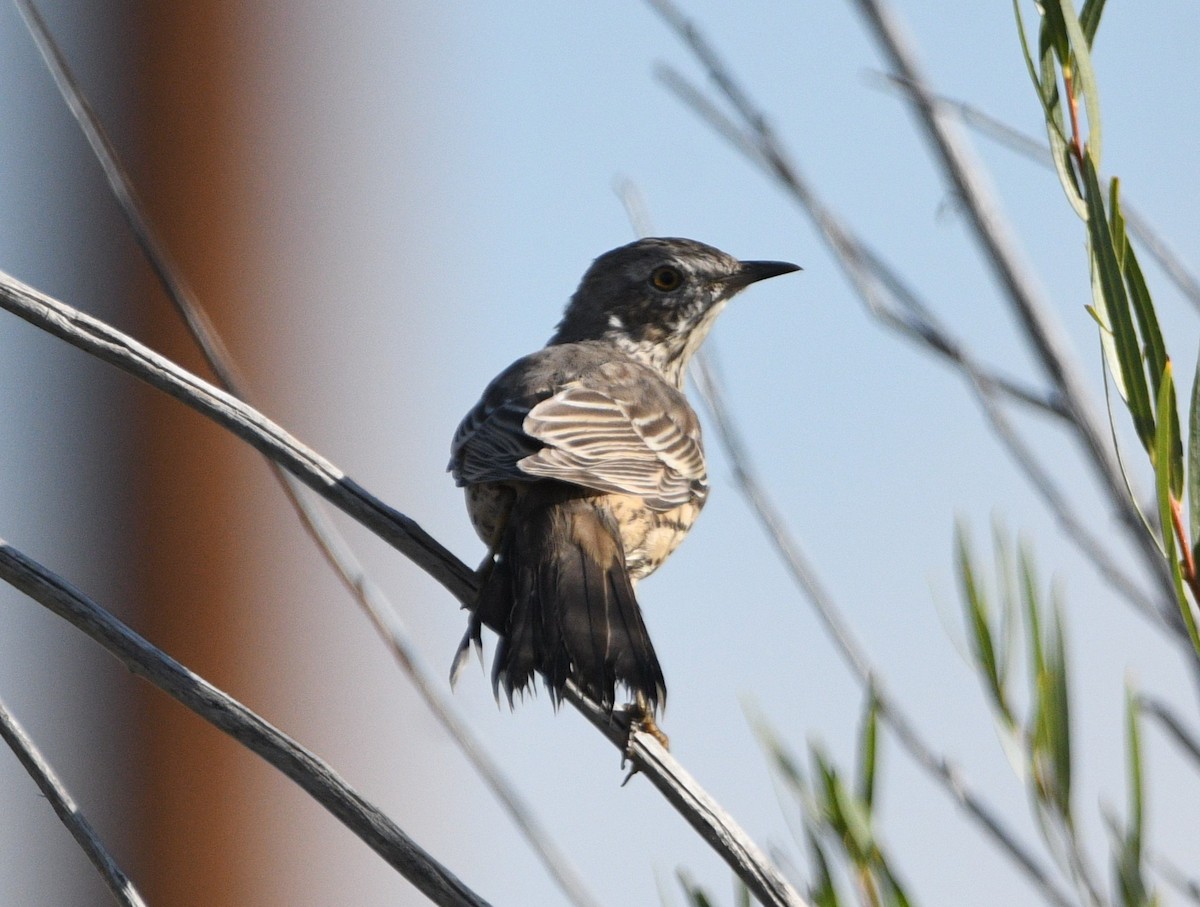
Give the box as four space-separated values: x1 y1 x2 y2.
804 829 840 907
1116 682 1152 907
1154 362 1200 653
1039 0 1071 64
1113 181 1177 485
676 871 715 907
1125 683 1144 861
1021 543 1044 687
1083 153 1155 450
956 527 1012 723
1117 206 1169 403
1045 600 1072 816
1022 550 1072 817
1080 0 1107 45
857 688 879 810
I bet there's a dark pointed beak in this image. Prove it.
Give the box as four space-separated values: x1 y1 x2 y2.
728 259 802 291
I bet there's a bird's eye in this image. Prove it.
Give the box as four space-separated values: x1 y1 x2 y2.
649 266 683 292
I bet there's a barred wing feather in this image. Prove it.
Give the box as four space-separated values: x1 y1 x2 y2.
519 385 707 511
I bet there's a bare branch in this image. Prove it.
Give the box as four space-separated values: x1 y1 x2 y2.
0 271 809 907
0 541 490 907
1139 693 1200 771
570 692 809 907
0 268 476 604
12 6 601 901
846 0 1177 624
867 70 1200 314
651 0 1183 637
692 353 1074 907
0 695 148 907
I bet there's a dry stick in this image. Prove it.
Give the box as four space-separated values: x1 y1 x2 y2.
647 8 1100 902
657 58 1164 634
652 0 1176 637
0 695 148 907
11 5 600 904
692 356 1073 907
565 687 807 907
847 0 1179 632
1139 694 1200 770
867 72 1200 323
0 542 489 907
0 271 809 907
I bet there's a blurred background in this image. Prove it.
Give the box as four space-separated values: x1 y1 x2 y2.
1 2 1198 905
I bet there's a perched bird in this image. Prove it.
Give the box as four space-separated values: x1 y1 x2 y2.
449 237 799 725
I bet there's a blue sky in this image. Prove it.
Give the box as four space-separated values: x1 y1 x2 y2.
2 2 1199 905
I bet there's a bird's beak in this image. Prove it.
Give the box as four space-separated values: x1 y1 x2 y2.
728 259 802 292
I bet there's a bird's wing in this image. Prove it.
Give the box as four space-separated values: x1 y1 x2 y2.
520 372 707 509
451 362 706 511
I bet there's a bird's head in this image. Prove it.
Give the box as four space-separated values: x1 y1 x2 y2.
551 237 799 386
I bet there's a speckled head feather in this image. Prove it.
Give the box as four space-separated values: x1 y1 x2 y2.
550 237 799 388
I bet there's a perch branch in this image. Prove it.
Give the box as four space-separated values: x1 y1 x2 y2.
12 4 601 901
0 695 147 907
0 541 489 907
0 271 809 907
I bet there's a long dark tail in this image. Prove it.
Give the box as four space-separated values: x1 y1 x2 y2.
451 491 665 713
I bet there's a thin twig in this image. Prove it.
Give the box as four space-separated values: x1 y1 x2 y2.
1139 693 1200 771
867 70 1200 314
847 0 1178 633
12 6 601 902
654 20 1162 626
0 541 489 907
1150 852 1200 904
0 268 476 604
0 695 148 907
0 271 809 907
691 354 1074 907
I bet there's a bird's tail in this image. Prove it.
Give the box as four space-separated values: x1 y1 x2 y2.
451 490 665 713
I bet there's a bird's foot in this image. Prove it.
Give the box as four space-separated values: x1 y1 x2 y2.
618 694 669 781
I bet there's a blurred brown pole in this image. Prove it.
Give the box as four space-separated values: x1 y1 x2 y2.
128 5 257 905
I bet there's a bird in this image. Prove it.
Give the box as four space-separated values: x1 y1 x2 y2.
448 237 799 733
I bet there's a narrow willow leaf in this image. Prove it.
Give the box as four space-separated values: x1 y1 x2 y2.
880 864 914 907
857 689 879 810
1092 257 1129 403
956 528 1010 722
749 710 806 794
676 872 715 907
1102 355 1160 545
1060 0 1102 163
1013 0 1043 91
1120 221 1169 404
1046 601 1072 817
1080 0 1107 45
1125 683 1144 860
1109 178 1127 270
1116 683 1151 907
1037 28 1087 216
1039 0 1071 64
805 829 840 907
1154 362 1200 653
1190 346 1200 550
1084 153 1155 449
991 522 1016 696
1021 544 1045 686
1114 179 1175 477
832 779 874 865
734 879 751 907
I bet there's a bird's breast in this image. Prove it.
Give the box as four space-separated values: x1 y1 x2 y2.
604 493 706 581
